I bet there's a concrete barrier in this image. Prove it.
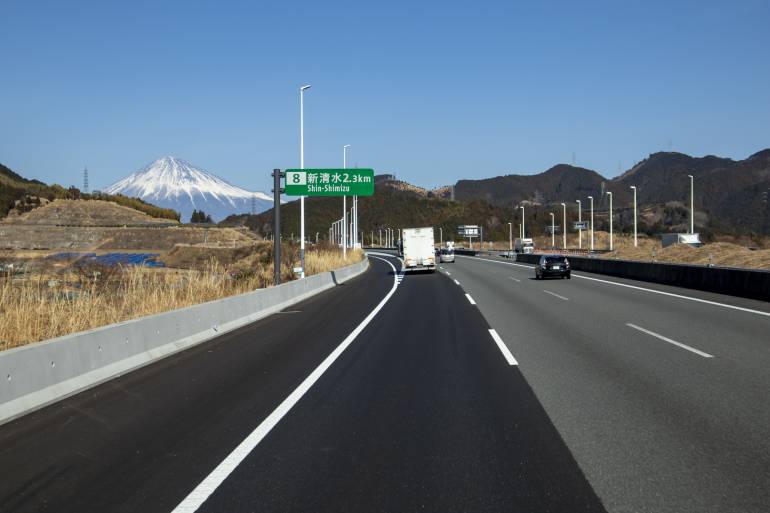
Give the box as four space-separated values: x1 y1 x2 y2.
0 258 369 425
512 253 770 301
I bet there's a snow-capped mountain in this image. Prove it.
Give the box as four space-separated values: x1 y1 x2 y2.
104 156 273 222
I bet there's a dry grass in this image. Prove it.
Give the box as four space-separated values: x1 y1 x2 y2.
0 245 364 350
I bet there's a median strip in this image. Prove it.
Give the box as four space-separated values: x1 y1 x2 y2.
626 323 714 358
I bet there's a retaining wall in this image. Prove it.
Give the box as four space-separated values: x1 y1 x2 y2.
0 258 369 425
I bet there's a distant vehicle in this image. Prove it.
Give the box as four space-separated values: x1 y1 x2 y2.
402 227 436 272
535 255 571 279
661 233 703 248
514 238 535 254
439 247 455 263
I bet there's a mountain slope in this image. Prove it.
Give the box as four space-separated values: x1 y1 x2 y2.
104 157 272 222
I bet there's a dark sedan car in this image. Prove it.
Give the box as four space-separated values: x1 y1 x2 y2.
535 255 571 279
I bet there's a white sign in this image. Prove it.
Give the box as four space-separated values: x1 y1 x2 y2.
286 171 306 186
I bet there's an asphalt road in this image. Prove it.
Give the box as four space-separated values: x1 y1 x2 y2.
3 251 767 512
0 254 606 513
445 253 770 513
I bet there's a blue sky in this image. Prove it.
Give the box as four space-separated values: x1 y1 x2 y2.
2 0 769 193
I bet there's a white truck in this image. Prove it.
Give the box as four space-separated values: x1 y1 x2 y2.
514 237 535 254
401 227 436 272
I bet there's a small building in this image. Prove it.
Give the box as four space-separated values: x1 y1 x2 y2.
661 233 703 248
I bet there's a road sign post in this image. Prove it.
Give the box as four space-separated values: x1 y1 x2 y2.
272 169 284 286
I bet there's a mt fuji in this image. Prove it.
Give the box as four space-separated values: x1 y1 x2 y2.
104 157 273 222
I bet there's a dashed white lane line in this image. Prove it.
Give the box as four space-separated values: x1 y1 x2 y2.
543 290 569 301
509 276 521 282
455 254 770 318
488 329 518 366
465 294 477 305
454 279 460 285
625 323 714 358
445 271 451 276
171 256 400 513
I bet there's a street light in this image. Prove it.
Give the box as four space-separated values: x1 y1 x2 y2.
560 202 567 249
507 222 512 252
687 174 694 234
576 200 582 249
439 227 443 245
550 213 555 248
588 196 594 251
607 191 613 251
299 84 311 279
630 185 637 247
520 206 525 238
342 144 350 260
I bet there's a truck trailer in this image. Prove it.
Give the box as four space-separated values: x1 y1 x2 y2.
401 227 436 272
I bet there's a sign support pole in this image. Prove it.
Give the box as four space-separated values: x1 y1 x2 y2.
272 169 283 286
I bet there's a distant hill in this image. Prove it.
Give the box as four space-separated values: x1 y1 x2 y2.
3 199 178 226
222 177 525 243
453 149 770 235
0 161 180 221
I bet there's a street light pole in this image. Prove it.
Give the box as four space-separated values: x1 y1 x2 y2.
588 196 594 251
342 144 350 260
550 213 555 248
561 202 567 249
607 191 614 251
439 227 443 245
299 84 311 279
630 185 638 247
576 200 582 249
520 206 525 238
688 174 694 234
508 222 512 251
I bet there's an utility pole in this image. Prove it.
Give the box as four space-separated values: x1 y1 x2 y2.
630 186 638 247
561 202 567 249
688 174 694 234
588 196 594 251
550 213 555 248
607 191 614 251
576 200 582 249
299 84 311 279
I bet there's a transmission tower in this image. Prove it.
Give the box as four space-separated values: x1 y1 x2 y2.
83 166 89 193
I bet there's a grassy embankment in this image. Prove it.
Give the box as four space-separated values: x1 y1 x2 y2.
0 244 363 350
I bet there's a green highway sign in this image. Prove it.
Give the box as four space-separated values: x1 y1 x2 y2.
284 168 375 196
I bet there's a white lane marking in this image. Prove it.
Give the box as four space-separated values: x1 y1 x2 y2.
456 255 770 318
488 329 518 366
509 276 521 282
445 271 451 276
543 290 569 301
625 323 714 358
465 294 477 305
454 279 460 285
171 256 400 513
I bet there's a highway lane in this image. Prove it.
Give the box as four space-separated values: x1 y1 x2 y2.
194 258 605 513
0 257 395 513
0 254 607 513
446 255 770 513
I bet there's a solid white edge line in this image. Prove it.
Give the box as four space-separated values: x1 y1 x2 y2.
455 254 770 318
543 290 569 301
171 256 400 513
625 323 714 358
454 279 460 285
465 293 476 305
488 329 518 365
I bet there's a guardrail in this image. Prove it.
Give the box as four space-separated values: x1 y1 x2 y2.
512 253 770 301
0 258 369 426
